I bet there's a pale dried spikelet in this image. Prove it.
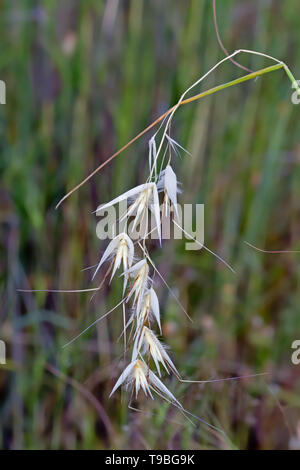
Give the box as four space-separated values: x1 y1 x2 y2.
165 134 192 158
110 359 181 406
125 259 150 310
109 359 153 399
135 287 161 333
148 136 158 178
157 164 181 217
96 182 161 242
124 287 161 336
132 326 178 377
92 232 134 291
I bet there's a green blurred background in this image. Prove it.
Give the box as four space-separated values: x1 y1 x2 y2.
1 0 300 450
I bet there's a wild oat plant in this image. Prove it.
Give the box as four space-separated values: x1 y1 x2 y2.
24 49 300 431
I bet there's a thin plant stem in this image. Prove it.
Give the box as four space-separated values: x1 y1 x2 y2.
56 50 300 208
212 0 252 73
